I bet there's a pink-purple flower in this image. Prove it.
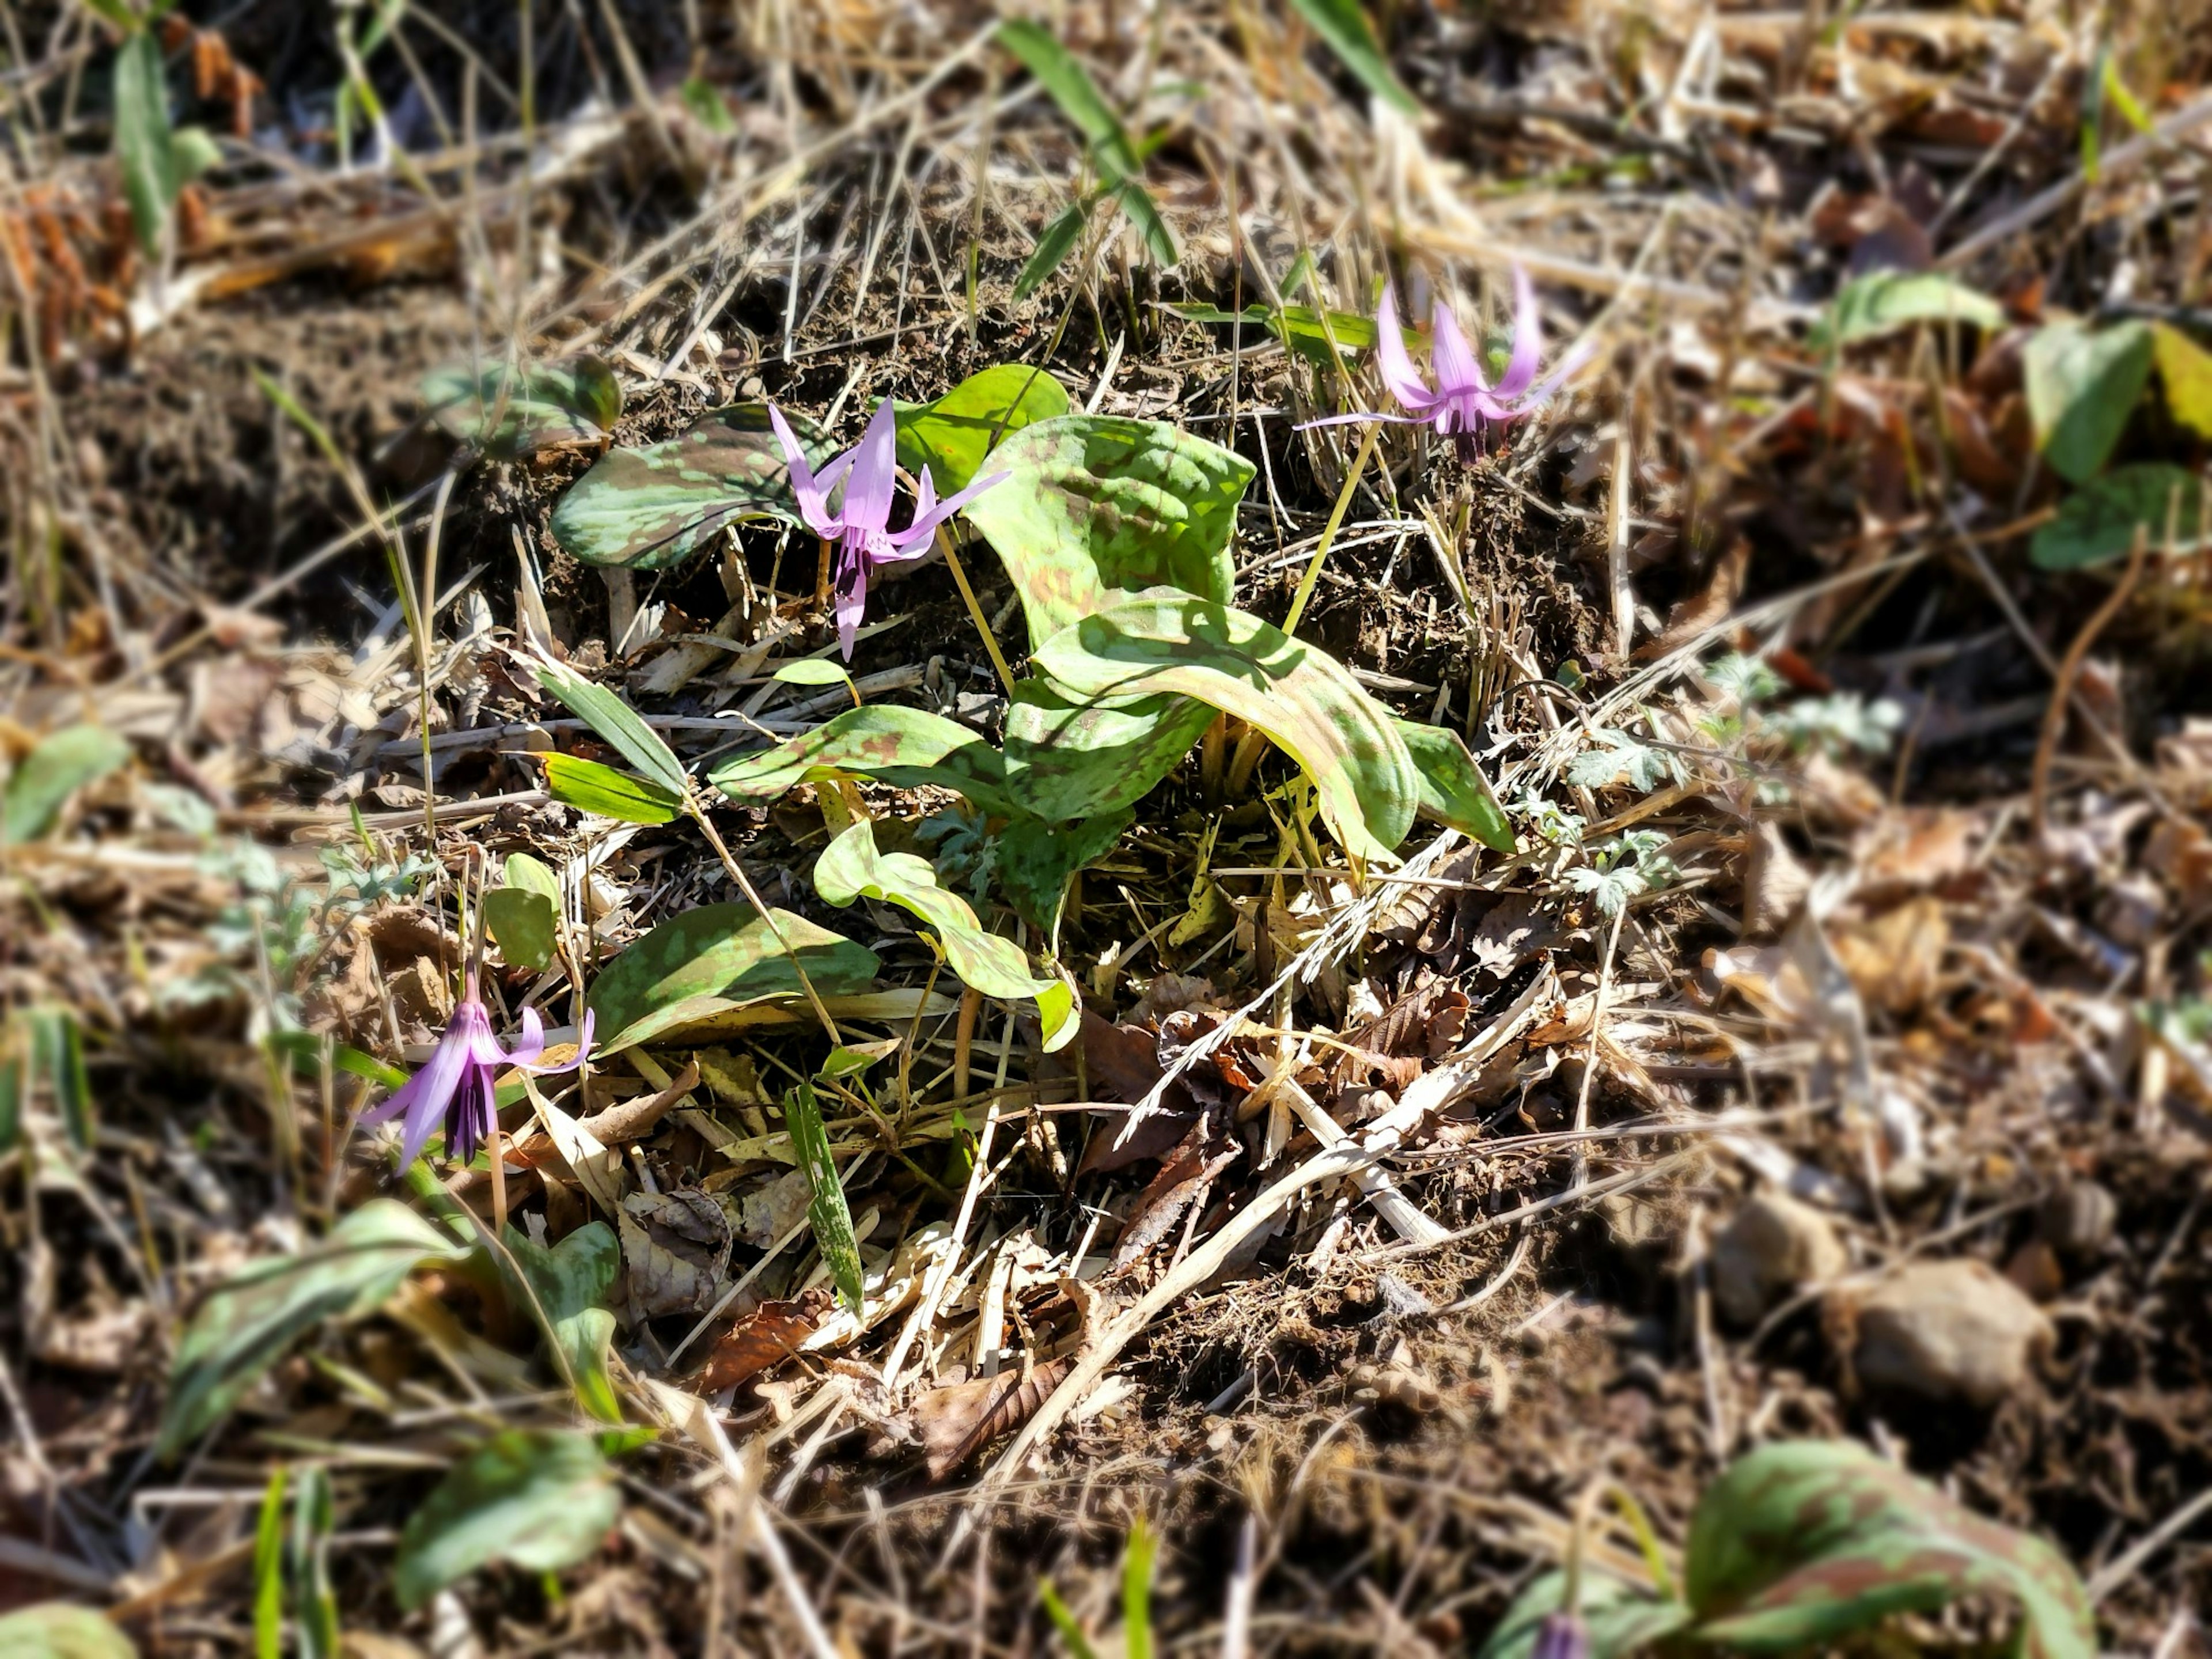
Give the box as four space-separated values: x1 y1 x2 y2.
768 396 1008 660
362 986 594 1169
1305 265 1594 460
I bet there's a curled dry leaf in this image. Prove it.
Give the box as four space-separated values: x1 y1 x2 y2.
618 1189 733 1319
906 1356 1075 1481
694 1289 831 1392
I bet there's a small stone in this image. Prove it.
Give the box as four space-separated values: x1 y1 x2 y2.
2037 1181 2118 1261
1711 1191 1849 1327
1846 1258 2051 1407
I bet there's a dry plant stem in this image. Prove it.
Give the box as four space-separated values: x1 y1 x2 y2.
1571 904 1627 1191
878 1082 1007 1389
2031 531 2148 840
687 806 843 1046
951 986 982 1100
933 524 1017 696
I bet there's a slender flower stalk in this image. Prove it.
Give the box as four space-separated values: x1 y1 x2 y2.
768 396 1009 659
362 986 593 1170
1304 265 1595 460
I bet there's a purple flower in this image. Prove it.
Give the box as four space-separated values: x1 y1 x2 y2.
768 396 1009 660
362 987 594 1169
1304 266 1594 460
1532 1612 1589 1659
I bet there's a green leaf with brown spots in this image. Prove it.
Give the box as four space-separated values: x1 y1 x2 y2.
1683 1439 2094 1659
1029 592 1418 862
586 906 880 1054
2031 463 2208 570
1002 681 1217 823
895 364 1071 493
706 706 1017 817
960 415 1255 651
1395 719 1514 853
997 808 1133 935
422 358 621 459
813 820 1075 1051
550 404 830 572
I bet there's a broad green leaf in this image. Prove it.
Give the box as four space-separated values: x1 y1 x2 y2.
0 1603 138 1659
813 820 1075 1051
541 753 683 824
707 706 1018 817
895 365 1073 493
1476 1569 1691 1659
2031 463 2208 570
485 887 558 972
960 415 1255 651
1014 199 1088 302
502 1222 622 1423
171 124 220 180
2024 319 2154 483
422 358 621 459
771 658 859 700
548 403 828 572
530 656 690 799
114 31 179 259
393 1430 620 1611
505 851 562 902
1002 683 1218 822
4 724 130 843
1683 1439 2094 1659
1286 0 1421 115
1029 593 1418 861
995 20 1139 179
24 1005 94 1150
998 809 1132 933
1395 720 1514 853
2154 323 2212 438
1811 271 2005 351
158 1200 468 1457
585 904 880 1054
785 1081 865 1313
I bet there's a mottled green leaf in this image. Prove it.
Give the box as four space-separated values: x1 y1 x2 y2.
1164 301 1382 366
1811 271 2005 351
785 1081 865 1313
2154 323 2212 438
114 31 179 259
814 820 1075 1051
159 1201 467 1458
549 403 828 572
998 808 1133 934
1002 682 1216 822
707 706 1017 817
0 1603 138 1659
486 887 557 972
1476 1569 1690 1659
1395 720 1514 853
5 724 130 843
1683 1439 2094 1659
530 657 690 799
393 1430 619 1611
422 358 620 459
961 415 1255 651
1030 593 1418 861
2031 463 2208 570
896 365 1073 493
771 658 858 699
541 753 684 824
502 1222 622 1423
586 905 880 1054
1015 199 1089 302
1287 0 1420 115
2025 319 2154 484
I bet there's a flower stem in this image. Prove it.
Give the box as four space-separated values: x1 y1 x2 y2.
934 524 1018 697
1282 419 1382 638
687 803 844 1047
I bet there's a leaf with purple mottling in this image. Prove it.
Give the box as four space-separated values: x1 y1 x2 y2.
706 706 1017 817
